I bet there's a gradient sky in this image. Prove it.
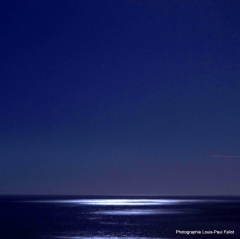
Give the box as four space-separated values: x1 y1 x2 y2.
1 0 240 195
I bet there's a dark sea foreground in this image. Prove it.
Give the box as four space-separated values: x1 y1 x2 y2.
0 196 240 239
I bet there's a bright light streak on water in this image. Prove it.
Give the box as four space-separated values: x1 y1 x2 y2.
93 209 185 215
73 199 178 205
21 198 204 205
4 196 240 239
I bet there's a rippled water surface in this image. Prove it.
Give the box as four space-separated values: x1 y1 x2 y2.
1 196 240 239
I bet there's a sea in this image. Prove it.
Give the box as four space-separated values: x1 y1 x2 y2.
0 195 240 239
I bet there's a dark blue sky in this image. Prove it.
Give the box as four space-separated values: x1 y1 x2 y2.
1 0 240 195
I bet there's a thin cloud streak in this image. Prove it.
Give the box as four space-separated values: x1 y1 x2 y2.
211 155 240 158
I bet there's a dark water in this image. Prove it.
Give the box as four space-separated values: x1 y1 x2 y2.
0 196 240 239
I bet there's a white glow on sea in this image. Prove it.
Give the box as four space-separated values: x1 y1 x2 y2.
92 208 185 215
23 198 200 205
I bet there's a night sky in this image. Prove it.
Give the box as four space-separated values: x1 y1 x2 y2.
1 0 240 195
